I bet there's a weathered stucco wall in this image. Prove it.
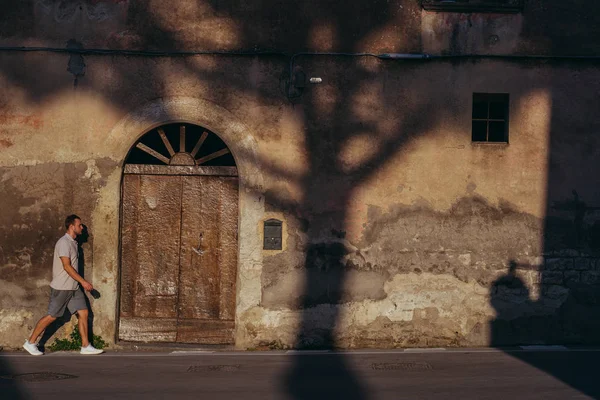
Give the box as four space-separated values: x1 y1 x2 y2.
243 61 600 349
1 1 600 349
2 1 600 55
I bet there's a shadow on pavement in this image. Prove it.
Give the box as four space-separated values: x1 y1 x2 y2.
0 355 27 399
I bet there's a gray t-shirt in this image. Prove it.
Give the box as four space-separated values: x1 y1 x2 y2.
50 233 79 290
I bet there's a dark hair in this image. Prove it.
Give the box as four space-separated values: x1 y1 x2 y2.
65 214 81 230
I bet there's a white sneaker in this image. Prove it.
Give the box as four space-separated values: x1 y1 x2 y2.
80 344 104 355
23 340 43 356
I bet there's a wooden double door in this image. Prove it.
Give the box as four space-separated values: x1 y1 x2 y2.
118 171 238 344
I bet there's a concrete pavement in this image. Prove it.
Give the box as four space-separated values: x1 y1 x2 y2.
1 347 599 399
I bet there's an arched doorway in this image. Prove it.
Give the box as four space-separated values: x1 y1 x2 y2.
118 122 238 344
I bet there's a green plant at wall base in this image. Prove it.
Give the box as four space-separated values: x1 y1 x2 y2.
48 326 107 351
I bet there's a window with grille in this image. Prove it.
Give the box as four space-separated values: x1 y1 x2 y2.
472 93 509 143
421 0 523 13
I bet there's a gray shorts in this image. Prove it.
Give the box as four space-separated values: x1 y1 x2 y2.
48 288 87 318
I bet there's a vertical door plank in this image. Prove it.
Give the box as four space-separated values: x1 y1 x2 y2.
120 175 141 318
179 176 220 320
218 177 239 320
132 175 182 319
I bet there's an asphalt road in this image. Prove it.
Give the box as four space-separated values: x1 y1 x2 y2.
1 348 599 400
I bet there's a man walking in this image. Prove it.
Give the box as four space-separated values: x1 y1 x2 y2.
23 215 103 355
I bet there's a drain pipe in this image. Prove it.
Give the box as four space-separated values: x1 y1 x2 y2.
288 52 432 82
285 51 600 99
1 45 599 100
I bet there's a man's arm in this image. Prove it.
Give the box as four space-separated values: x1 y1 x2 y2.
60 256 93 292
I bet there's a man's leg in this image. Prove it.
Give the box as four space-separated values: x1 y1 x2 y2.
28 288 72 344
38 308 70 352
75 308 103 354
76 309 90 348
24 288 73 355
23 314 57 355
69 289 102 354
28 315 57 344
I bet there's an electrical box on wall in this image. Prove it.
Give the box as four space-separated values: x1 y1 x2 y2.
263 219 282 250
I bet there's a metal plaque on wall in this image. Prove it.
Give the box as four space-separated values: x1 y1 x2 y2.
264 219 282 250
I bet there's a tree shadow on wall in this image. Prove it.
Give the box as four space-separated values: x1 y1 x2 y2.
284 242 367 400
273 55 448 397
182 2 437 399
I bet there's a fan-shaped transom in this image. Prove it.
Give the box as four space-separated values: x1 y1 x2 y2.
125 123 236 167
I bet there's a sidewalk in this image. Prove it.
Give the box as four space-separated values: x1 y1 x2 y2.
2 345 600 400
3 344 600 356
